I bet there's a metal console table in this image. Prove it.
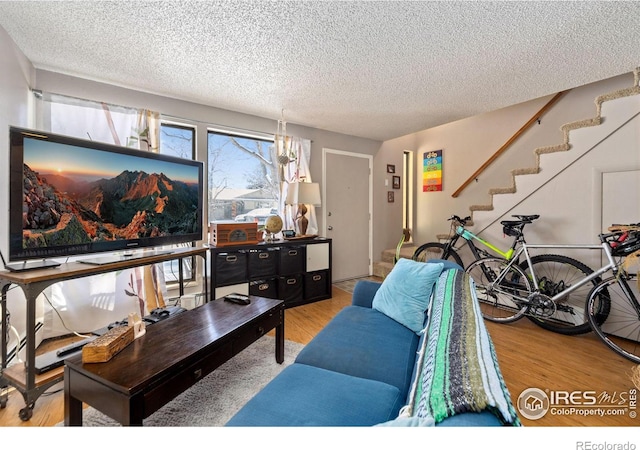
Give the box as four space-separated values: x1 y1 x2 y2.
0 246 208 421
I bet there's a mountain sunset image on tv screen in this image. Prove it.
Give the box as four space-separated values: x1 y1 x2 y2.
9 127 204 261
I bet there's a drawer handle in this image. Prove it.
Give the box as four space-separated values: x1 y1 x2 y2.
257 326 265 335
258 253 269 259
313 274 322 281
226 255 237 262
288 250 298 256
258 283 269 291
287 278 296 285
194 368 202 380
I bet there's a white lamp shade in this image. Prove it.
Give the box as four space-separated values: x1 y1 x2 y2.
286 182 321 206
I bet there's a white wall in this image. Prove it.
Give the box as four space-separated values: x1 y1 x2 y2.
0 26 34 257
374 72 639 263
0 26 37 362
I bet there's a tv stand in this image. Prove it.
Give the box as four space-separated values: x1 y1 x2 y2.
3 259 61 272
78 249 174 266
0 246 208 421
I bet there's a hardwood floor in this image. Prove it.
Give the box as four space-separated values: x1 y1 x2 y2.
486 318 638 427
1 283 638 427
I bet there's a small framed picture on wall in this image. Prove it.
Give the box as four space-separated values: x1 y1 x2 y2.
388 191 394 202
392 176 400 189
387 164 395 174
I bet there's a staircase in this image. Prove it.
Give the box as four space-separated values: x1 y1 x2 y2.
373 243 417 279
467 68 640 233
374 68 640 272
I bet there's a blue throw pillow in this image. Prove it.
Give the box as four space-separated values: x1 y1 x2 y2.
372 259 444 333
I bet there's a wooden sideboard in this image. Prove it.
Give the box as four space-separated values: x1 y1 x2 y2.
210 238 332 308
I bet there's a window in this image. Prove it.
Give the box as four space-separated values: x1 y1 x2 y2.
160 123 195 159
207 131 279 227
159 123 196 283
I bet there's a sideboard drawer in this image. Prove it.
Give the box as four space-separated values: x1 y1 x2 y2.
278 274 303 303
249 278 278 299
245 247 278 278
304 270 330 301
215 251 247 286
278 246 305 275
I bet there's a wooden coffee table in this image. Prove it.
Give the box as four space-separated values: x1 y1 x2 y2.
64 296 284 426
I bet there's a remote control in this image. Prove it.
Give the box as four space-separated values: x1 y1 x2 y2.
224 293 251 305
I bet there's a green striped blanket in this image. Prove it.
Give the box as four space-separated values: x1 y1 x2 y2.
403 269 521 426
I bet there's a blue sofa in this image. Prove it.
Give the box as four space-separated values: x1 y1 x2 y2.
226 259 521 427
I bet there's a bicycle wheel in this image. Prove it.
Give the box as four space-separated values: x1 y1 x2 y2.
466 257 531 323
520 254 609 335
412 242 464 267
587 276 640 364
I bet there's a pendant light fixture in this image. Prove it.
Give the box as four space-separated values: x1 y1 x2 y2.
276 109 292 165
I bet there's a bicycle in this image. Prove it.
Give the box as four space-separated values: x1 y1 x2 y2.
465 228 627 338
413 215 602 335
586 226 640 363
412 214 538 267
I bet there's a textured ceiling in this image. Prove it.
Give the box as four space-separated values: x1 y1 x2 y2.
1 1 640 141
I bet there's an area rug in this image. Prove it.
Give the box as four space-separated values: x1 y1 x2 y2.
57 335 303 426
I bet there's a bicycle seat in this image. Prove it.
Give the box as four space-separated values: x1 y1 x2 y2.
512 214 540 222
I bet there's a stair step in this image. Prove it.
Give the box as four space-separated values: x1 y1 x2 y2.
380 244 416 263
375 243 419 279
373 261 394 279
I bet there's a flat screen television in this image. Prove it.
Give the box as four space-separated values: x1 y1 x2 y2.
8 126 204 265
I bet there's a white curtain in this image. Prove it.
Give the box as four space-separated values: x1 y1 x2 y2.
33 92 165 339
278 136 318 235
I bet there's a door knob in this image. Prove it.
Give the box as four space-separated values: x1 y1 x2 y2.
327 226 333 230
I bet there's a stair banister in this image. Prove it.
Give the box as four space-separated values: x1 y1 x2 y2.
451 90 568 198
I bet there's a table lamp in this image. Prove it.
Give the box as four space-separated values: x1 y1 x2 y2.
286 182 321 236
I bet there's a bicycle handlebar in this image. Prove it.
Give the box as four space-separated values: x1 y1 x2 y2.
512 214 540 223
449 215 471 225
600 227 640 258
600 228 639 242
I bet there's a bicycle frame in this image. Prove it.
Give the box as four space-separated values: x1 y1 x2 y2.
489 241 618 304
454 226 517 260
615 273 640 319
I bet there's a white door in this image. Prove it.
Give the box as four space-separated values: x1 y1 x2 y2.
323 149 372 281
